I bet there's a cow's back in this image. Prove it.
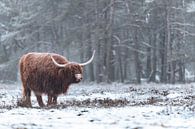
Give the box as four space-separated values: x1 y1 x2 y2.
20 52 68 72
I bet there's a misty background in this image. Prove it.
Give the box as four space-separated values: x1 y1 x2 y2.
0 0 195 84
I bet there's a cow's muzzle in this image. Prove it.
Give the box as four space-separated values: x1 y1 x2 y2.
75 74 83 82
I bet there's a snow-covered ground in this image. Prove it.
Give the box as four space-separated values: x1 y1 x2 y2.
0 83 194 129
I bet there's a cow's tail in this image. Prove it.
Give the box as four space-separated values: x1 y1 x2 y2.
19 55 31 97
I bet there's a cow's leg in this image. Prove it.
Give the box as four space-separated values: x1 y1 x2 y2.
52 96 58 105
35 95 45 107
19 61 32 107
47 95 57 106
47 95 52 106
24 87 32 107
20 82 32 107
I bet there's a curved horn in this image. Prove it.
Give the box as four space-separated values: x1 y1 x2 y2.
50 55 68 67
79 50 95 66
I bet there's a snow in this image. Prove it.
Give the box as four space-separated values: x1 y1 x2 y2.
0 83 194 129
1 31 20 42
167 92 180 99
0 106 194 129
145 0 154 3
187 1 195 12
0 1 11 15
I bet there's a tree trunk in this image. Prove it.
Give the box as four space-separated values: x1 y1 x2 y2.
150 33 157 82
134 28 141 84
146 39 151 80
160 32 167 83
105 0 115 82
178 60 185 83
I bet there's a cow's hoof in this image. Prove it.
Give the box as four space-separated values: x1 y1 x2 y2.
17 98 32 108
47 103 57 108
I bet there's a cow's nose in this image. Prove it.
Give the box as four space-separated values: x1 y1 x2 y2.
75 74 82 80
79 77 83 81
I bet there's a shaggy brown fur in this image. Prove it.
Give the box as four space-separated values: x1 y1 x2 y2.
19 52 83 107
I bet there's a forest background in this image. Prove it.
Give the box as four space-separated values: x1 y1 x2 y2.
0 0 195 84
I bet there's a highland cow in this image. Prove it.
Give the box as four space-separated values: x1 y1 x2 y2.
18 51 95 107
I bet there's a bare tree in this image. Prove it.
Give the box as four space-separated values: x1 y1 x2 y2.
0 0 194 83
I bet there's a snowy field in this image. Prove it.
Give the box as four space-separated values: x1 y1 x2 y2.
0 82 194 129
